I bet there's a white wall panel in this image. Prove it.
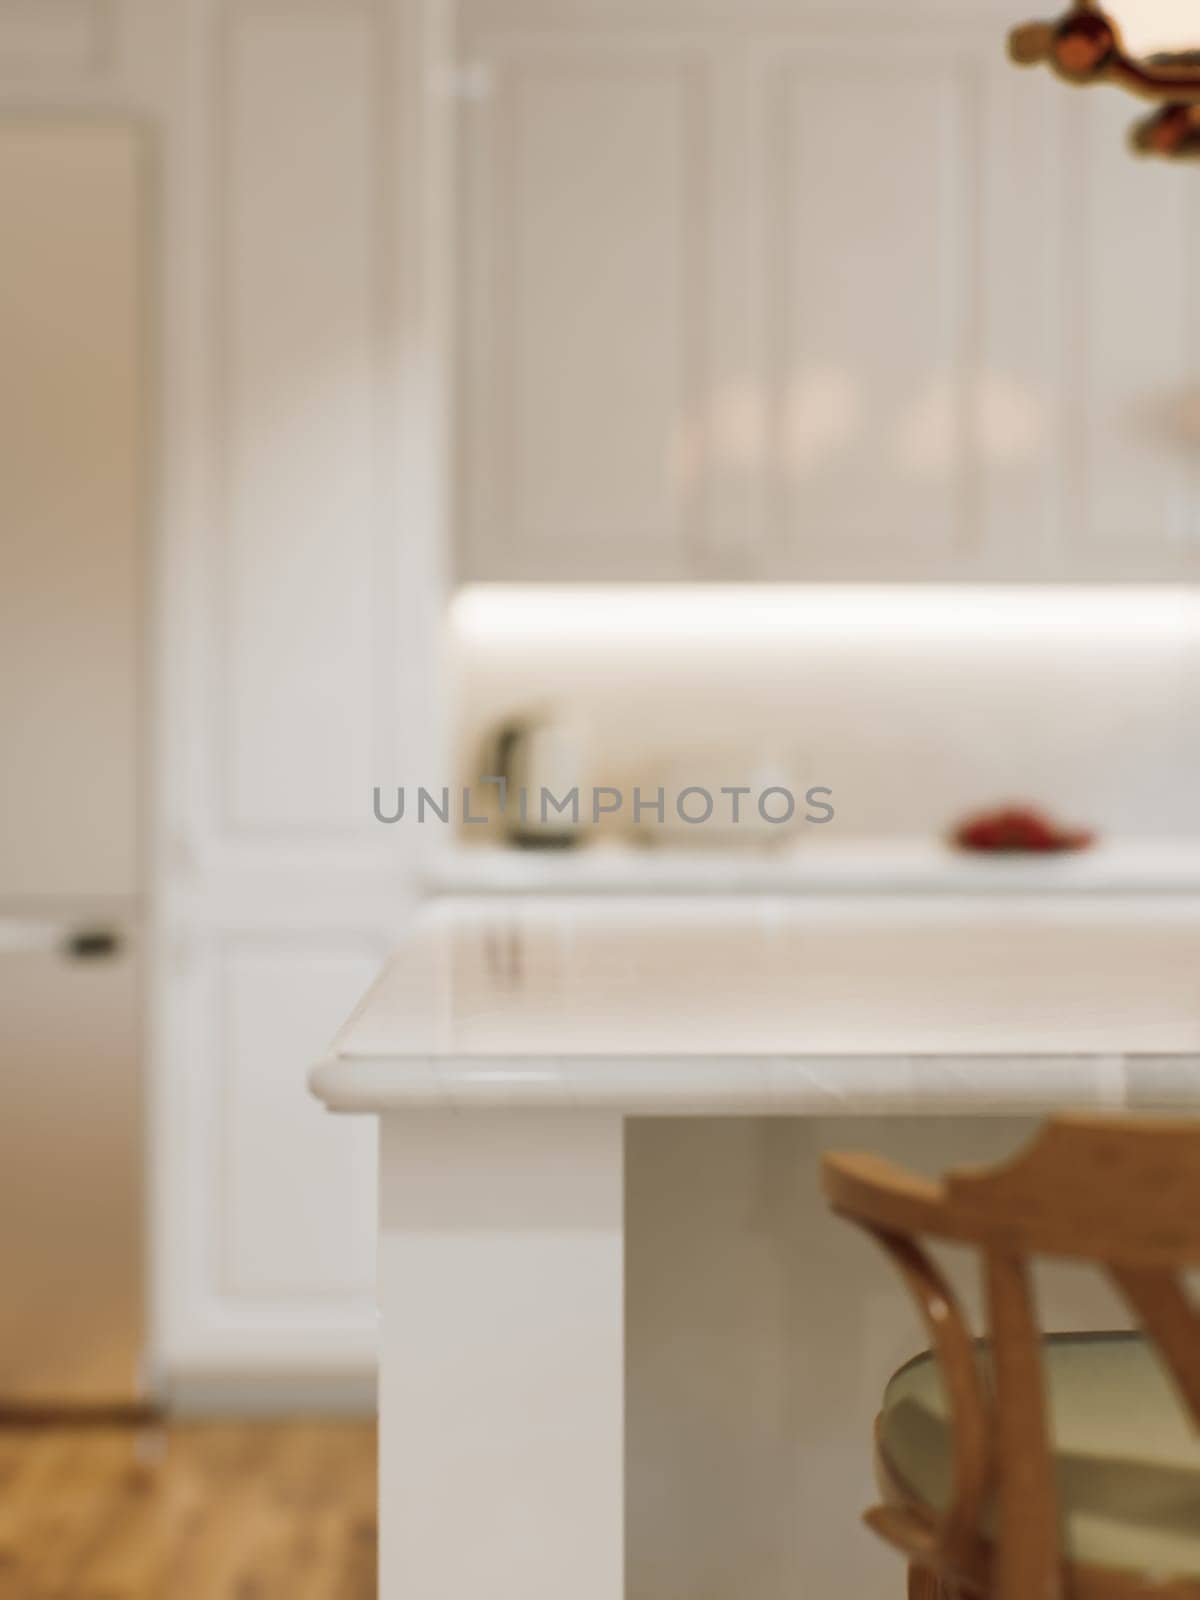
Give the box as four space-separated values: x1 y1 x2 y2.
761 53 974 575
462 50 706 577
221 6 379 829
220 939 379 1301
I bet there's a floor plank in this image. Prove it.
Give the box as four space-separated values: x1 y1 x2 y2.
0 1420 376 1599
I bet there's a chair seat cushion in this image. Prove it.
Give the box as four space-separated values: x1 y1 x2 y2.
880 1331 1200 1581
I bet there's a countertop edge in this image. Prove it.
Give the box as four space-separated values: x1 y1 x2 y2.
309 1052 1200 1117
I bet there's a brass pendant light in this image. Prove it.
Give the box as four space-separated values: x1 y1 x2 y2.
1011 1 1200 157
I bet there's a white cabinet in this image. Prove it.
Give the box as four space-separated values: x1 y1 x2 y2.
758 44 982 579
221 9 381 832
154 0 445 1400
458 44 714 579
159 931 386 1396
150 0 446 1400
457 6 1200 582
1079 91 1200 566
0 0 448 1402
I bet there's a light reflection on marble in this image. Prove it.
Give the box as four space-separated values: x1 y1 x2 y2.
311 896 1200 1114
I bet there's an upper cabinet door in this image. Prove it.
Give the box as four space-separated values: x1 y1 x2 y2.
458 42 713 579
750 40 1079 582
754 43 979 579
1075 90 1200 576
456 12 1200 583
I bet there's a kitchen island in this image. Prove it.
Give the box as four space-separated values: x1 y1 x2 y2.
311 895 1200 1600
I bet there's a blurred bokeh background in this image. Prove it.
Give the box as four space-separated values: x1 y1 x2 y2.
2 0 1200 1591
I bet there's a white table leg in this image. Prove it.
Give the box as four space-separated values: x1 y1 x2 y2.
377 1110 625 1600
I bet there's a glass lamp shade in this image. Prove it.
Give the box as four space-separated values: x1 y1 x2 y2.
1009 0 1200 158
1116 1 1199 60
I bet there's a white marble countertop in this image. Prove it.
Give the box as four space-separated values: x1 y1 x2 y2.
310 895 1200 1115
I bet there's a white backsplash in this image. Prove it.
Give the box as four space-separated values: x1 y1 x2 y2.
450 586 1200 843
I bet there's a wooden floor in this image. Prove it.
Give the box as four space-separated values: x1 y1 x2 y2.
0 1419 376 1599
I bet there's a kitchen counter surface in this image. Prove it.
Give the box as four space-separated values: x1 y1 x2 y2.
428 837 1200 896
315 893 1200 1600
310 894 1200 1115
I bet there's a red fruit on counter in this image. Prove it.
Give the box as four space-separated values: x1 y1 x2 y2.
952 805 1094 854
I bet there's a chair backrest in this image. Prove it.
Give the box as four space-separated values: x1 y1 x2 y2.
822 1114 1200 1600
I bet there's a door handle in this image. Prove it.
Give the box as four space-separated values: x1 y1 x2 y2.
0 918 127 958
63 928 123 961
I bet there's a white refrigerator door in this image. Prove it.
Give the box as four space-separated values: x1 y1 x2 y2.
0 910 144 1405
0 122 146 1405
0 123 144 898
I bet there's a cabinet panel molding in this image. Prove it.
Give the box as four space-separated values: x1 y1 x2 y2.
1079 89 1200 567
156 924 383 1386
217 935 382 1305
758 48 978 574
461 44 711 578
974 65 1069 576
457 14 1200 582
218 3 383 831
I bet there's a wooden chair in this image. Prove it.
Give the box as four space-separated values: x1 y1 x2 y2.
821 1114 1200 1600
